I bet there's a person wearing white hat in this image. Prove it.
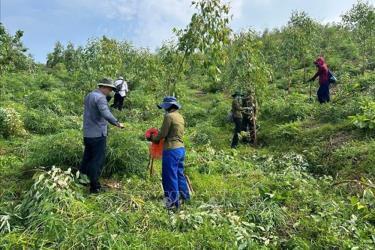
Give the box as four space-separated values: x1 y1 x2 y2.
111 76 129 111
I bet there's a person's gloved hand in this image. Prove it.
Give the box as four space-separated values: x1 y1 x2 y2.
146 134 153 141
145 128 158 141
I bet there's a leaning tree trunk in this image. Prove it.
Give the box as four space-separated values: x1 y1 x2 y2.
171 48 189 96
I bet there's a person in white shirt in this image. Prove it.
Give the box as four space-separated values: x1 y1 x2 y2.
111 76 129 111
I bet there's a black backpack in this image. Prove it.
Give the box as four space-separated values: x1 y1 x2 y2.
328 70 337 84
115 80 124 93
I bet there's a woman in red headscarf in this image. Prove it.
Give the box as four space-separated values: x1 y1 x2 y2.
308 57 330 103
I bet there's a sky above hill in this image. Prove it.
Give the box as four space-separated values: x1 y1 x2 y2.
1 0 371 62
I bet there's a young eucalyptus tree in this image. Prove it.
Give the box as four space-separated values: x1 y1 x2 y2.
289 12 317 83
158 42 185 95
0 23 33 74
281 11 317 95
46 42 65 68
225 31 271 145
226 32 271 106
280 26 297 94
173 0 232 94
342 0 375 74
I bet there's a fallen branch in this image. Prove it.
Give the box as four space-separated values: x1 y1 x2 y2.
332 179 375 189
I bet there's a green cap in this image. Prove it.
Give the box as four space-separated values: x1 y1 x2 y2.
97 78 116 90
232 91 242 97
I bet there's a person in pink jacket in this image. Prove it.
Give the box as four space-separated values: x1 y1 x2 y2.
308 57 330 103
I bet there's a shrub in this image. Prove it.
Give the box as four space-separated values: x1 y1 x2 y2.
349 100 375 130
329 140 375 176
182 104 208 127
25 130 83 169
0 107 27 138
269 121 302 141
25 90 82 116
357 72 375 92
0 73 39 101
126 90 156 111
31 71 62 90
106 129 149 176
208 97 231 127
261 93 313 123
19 167 79 218
189 123 223 146
24 127 149 177
24 109 81 134
190 130 211 146
122 91 160 122
313 97 360 123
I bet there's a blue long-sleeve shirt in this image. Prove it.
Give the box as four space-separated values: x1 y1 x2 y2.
83 89 119 138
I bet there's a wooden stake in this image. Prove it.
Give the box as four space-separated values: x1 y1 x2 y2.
185 174 194 194
148 155 155 176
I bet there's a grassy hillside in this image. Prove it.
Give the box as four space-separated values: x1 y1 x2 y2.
1 1 375 249
1 69 375 249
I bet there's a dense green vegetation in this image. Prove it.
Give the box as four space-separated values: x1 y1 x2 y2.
1 0 374 249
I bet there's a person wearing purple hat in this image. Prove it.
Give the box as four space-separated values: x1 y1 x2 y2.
150 96 190 209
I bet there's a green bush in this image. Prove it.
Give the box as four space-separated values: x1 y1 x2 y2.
122 90 161 122
0 107 27 138
357 72 375 92
24 109 81 134
106 129 149 176
14 167 87 244
189 123 224 146
182 104 208 127
0 73 37 101
25 90 82 116
269 121 302 141
24 130 83 169
30 71 63 90
349 100 375 130
126 90 156 111
312 99 359 123
329 140 375 176
261 93 313 122
208 97 231 127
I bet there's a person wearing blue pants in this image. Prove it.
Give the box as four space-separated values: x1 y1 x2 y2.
308 57 331 104
149 96 190 209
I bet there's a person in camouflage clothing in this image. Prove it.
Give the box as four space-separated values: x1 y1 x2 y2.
242 91 257 145
231 91 243 148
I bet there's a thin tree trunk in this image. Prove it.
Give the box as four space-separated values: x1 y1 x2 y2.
288 66 292 94
362 53 366 75
303 58 306 84
252 103 257 146
362 39 366 75
171 48 188 96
